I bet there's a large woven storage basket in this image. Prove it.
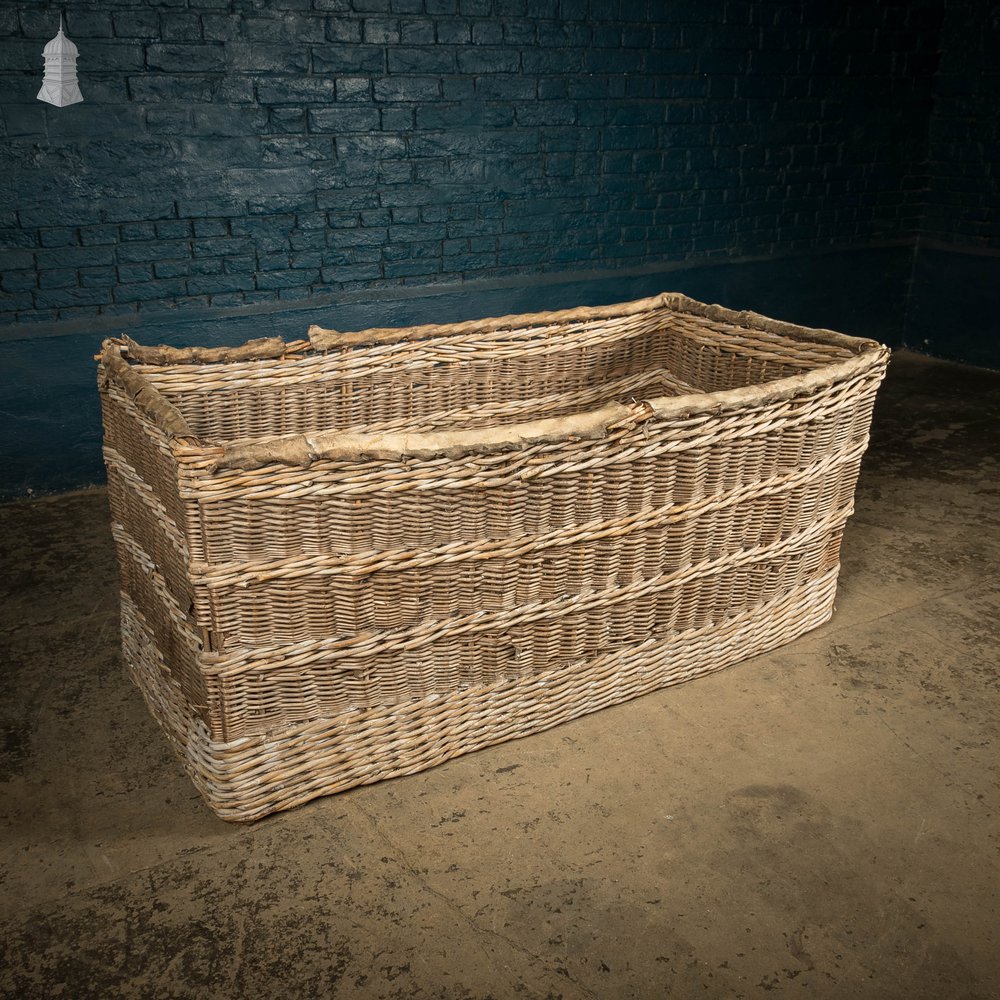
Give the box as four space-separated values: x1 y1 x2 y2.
98 293 888 821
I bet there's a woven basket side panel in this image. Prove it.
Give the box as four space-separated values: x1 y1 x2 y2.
187 365 880 568
100 380 188 534
105 458 191 612
124 570 840 821
99 376 210 712
139 312 681 442
204 529 843 741
191 412 871 648
137 311 854 444
197 485 852 648
188 367 883 741
657 316 853 393
120 596 228 806
114 526 207 710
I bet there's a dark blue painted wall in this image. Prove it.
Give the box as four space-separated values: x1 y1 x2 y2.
903 0 1000 367
0 245 911 502
0 0 995 499
921 0 998 250
907 248 1000 369
2 0 935 327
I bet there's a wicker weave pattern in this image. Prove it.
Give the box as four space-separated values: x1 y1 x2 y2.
99 293 888 820
122 568 840 822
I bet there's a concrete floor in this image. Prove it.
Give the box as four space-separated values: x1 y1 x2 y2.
0 349 998 999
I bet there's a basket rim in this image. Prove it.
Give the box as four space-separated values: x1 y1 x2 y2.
304 292 879 352
98 292 890 470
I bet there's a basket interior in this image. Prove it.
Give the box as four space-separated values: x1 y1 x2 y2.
137 305 854 445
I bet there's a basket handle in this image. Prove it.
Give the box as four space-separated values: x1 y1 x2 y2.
118 333 290 365
213 401 633 471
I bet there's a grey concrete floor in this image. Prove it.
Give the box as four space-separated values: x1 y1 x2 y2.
1 349 998 1000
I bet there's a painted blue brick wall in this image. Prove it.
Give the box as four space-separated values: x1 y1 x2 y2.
920 0 999 250
903 0 1000 368
0 245 912 501
1 0 938 328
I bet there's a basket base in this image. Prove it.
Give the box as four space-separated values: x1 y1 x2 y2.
121 569 838 822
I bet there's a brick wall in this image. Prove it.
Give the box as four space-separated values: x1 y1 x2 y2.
1 0 939 328
920 0 999 249
903 0 1000 369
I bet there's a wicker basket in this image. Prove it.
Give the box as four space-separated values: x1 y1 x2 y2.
98 293 888 821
